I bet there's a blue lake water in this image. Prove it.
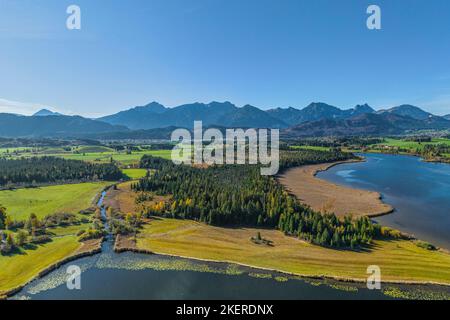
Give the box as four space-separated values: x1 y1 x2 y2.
318 153 450 250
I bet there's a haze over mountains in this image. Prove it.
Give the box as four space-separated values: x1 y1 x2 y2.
0 101 449 138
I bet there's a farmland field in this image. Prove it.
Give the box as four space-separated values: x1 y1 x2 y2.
0 182 110 220
290 145 331 151
372 138 450 151
0 145 174 166
41 150 173 166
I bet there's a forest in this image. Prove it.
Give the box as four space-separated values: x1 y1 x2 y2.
133 150 395 249
0 157 125 187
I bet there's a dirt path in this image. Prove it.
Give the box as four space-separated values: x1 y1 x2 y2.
277 161 393 218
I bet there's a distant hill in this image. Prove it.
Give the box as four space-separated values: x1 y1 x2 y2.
343 104 376 117
218 105 287 128
377 104 433 120
266 107 303 126
33 109 63 117
97 102 167 129
0 113 128 138
299 102 344 122
283 112 450 137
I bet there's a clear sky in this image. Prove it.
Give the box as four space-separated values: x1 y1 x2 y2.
1 0 450 117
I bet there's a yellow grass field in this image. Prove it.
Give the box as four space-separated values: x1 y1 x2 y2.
135 218 450 285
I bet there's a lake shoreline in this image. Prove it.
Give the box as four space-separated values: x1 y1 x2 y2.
312 159 395 218
277 159 394 218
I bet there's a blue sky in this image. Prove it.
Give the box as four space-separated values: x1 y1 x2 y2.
1 0 450 117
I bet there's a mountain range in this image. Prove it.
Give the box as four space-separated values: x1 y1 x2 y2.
0 113 127 138
97 101 450 137
0 102 448 138
283 112 450 137
97 101 288 130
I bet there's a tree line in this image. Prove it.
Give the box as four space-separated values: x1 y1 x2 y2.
0 157 125 187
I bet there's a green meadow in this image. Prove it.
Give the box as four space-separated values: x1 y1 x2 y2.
373 138 450 150
290 145 331 151
1 146 174 166
41 150 173 165
0 182 110 220
0 182 106 295
122 168 148 179
0 236 81 295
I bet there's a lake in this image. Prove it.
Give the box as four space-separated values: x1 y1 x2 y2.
318 153 450 250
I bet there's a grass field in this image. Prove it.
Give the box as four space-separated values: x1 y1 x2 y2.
0 145 174 166
41 150 173 166
135 218 450 284
76 146 115 153
0 182 110 220
0 181 107 296
0 236 81 294
290 145 331 151
122 168 148 179
372 138 450 151
47 223 91 236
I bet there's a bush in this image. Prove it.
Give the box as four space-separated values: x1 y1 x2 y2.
31 235 52 244
16 230 28 246
110 219 137 235
416 241 437 251
80 217 90 224
79 207 96 215
43 212 78 227
0 243 13 255
5 219 24 231
381 227 402 239
78 228 105 241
